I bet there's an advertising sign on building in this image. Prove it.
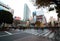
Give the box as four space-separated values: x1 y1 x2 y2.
14 16 21 20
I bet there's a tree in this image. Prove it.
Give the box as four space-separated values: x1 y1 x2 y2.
0 10 13 24
34 0 60 7
35 0 60 15
36 0 52 6
33 0 60 41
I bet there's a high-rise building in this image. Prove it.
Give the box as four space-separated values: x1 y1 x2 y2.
33 11 36 17
32 11 36 23
23 3 31 21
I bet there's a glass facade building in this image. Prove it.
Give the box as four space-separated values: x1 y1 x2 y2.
24 3 31 21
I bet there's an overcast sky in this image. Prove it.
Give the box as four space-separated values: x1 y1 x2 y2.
0 0 36 19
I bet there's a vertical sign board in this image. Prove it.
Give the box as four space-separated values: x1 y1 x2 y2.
36 15 43 22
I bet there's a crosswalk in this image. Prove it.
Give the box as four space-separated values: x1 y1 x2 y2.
23 29 54 38
43 31 51 37
48 33 54 38
0 29 54 39
4 31 12 35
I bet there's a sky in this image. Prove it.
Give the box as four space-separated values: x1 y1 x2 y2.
0 0 58 22
0 0 26 20
0 0 36 20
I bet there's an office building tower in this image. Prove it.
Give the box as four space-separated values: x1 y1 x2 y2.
24 3 31 21
32 11 36 23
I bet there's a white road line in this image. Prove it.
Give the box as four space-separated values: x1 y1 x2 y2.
39 31 49 36
43 31 52 36
31 32 39 35
48 33 54 38
0 34 9 37
0 32 23 37
23 30 39 36
0 31 25 37
5 31 12 35
0 33 20 37
34 33 39 35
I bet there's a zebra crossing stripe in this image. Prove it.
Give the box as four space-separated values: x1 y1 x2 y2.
48 33 54 38
39 31 49 36
43 31 52 36
5 31 12 35
23 30 39 35
32 32 39 35
0 34 10 37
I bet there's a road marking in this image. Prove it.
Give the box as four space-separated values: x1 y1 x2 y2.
0 33 22 37
39 31 49 36
43 31 51 36
23 29 40 36
34 33 39 35
5 31 12 35
31 32 39 35
48 33 54 38
0 34 9 37
0 31 25 37
0 33 20 37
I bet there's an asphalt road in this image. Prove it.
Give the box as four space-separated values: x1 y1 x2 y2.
0 29 54 41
